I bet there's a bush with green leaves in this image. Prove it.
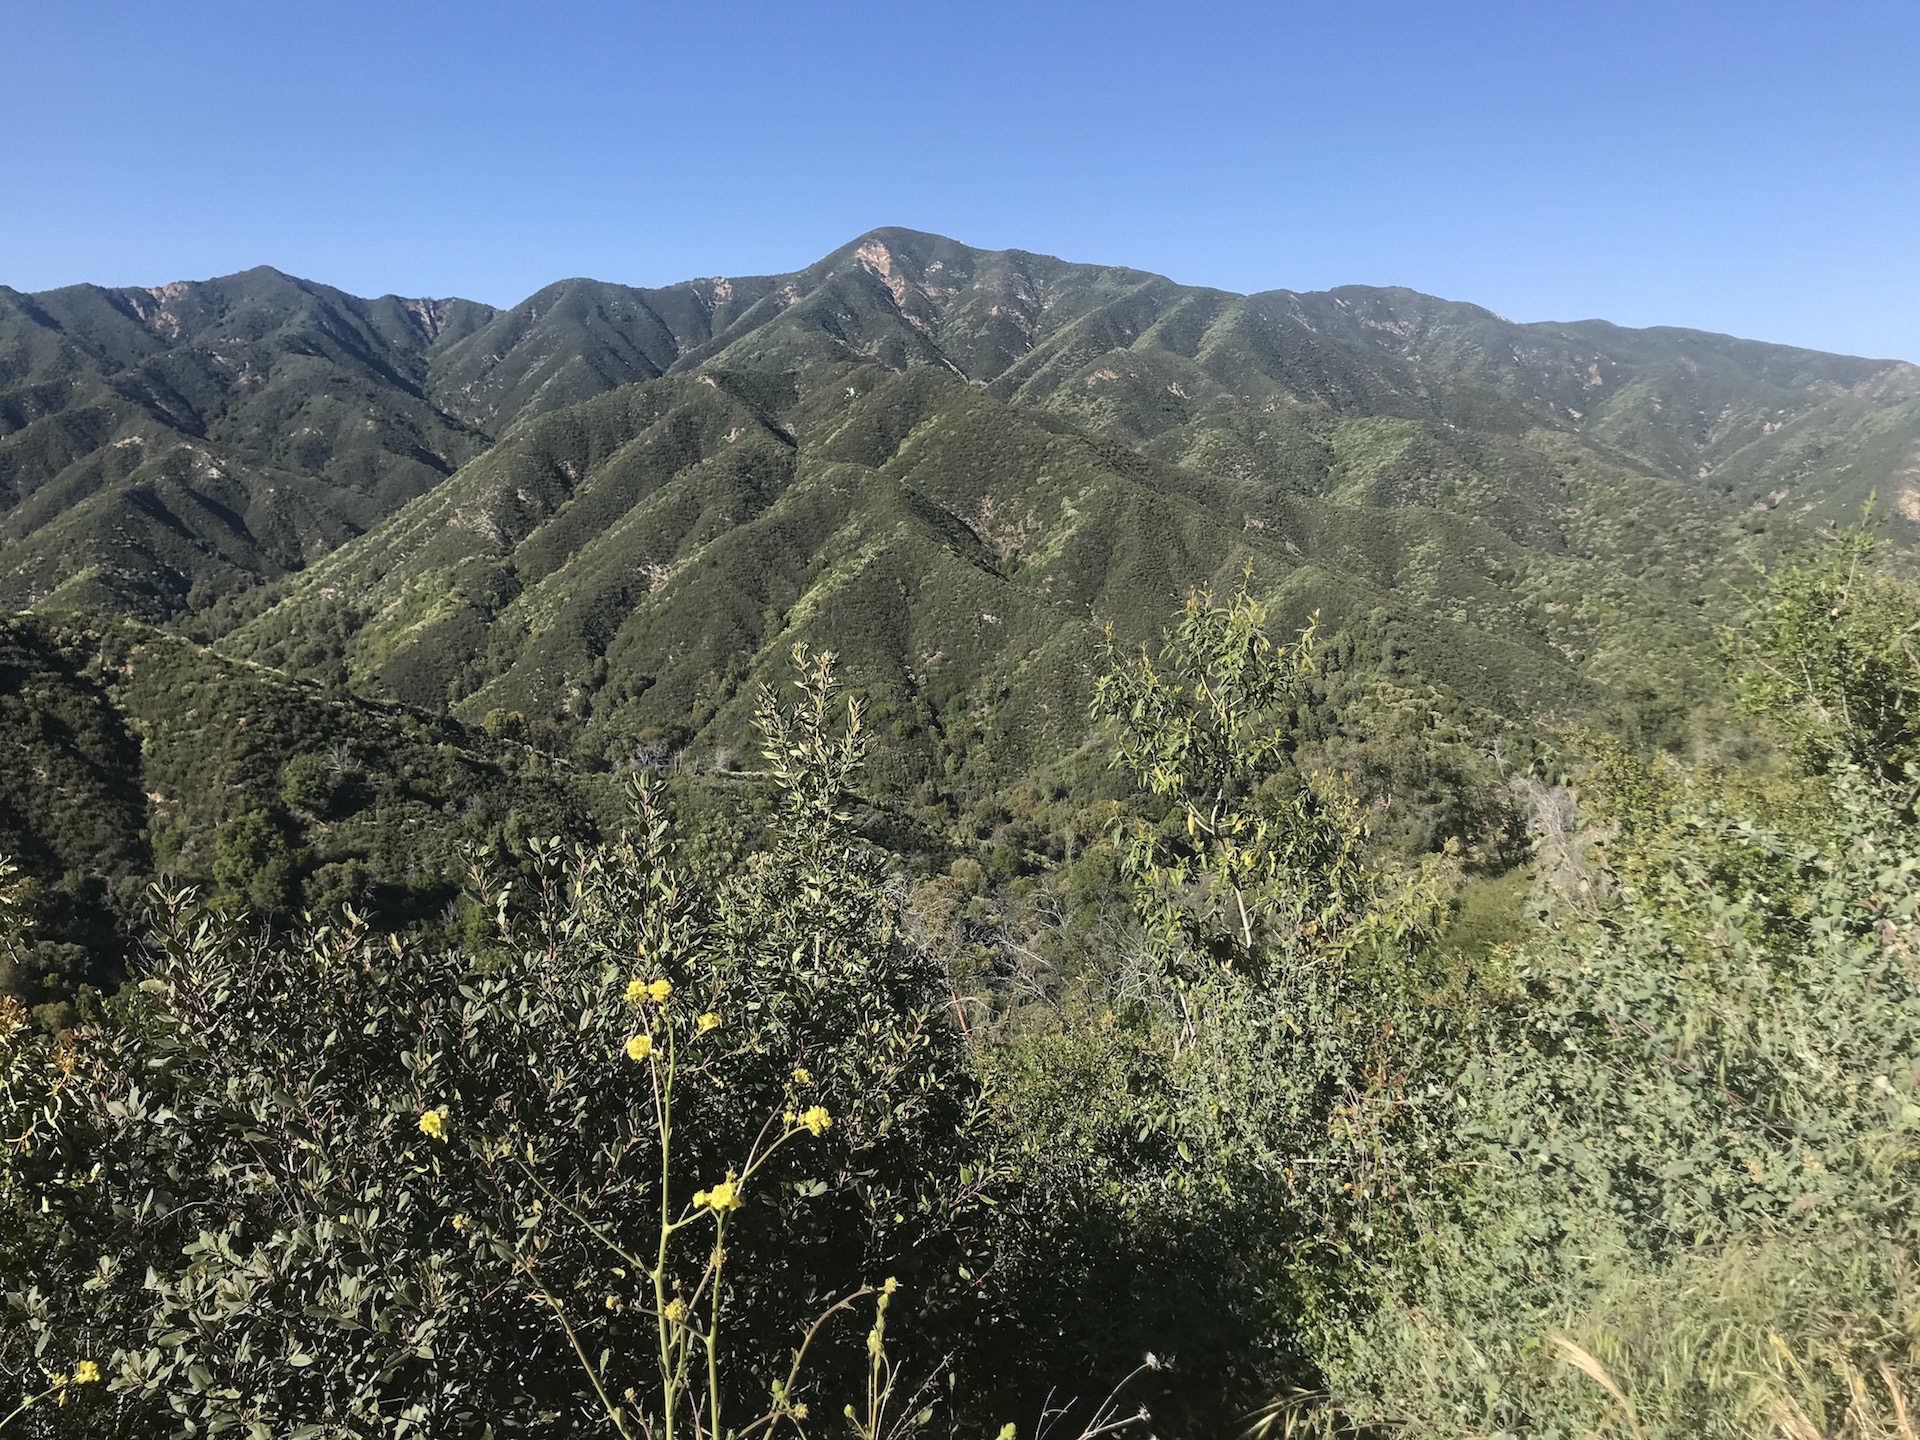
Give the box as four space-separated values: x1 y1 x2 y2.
0 648 981 1438
967 575 1463 1431
1732 522 1920 791
1328 528 1920 1437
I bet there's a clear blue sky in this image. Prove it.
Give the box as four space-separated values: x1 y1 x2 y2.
5 0 1916 359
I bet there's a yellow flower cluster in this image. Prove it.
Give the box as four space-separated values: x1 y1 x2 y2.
625 976 673 1004
791 1066 812 1085
784 1103 834 1135
418 1107 447 1140
625 1033 653 1062
696 1011 722 1033
663 1297 690 1324
693 1178 744 1213
71 1361 100 1385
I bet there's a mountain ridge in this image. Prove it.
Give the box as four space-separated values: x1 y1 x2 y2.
7 227 1920 738
209 228 1853 787
9 226 1920 1013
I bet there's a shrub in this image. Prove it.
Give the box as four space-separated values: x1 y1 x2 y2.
965 574 1464 1432
1330 529 1920 1436
0 649 980 1438
210 807 296 913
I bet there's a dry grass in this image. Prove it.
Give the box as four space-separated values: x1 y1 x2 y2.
1550 1327 1918 1440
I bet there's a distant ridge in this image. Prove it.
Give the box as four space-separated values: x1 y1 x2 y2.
1 227 1916 771
8 228 1920 1011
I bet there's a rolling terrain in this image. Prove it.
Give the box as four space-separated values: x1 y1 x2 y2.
220 229 1920 775
7 226 1920 1008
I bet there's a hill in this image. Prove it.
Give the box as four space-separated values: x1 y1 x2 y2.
222 229 1920 792
0 609 610 1021
10 227 1920 995
10 230 1919 634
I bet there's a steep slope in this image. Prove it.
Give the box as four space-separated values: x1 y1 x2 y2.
16 228 1920 1007
225 232 1886 775
10 231 1918 628
425 275 783 430
230 348 1732 798
677 231 1920 483
786 233 1920 532
0 609 607 1016
0 269 499 615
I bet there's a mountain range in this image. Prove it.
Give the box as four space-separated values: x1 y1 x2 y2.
6 226 1920 1010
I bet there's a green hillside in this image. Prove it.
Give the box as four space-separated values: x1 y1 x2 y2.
10 228 1917 634
0 610 611 1022
228 227 1914 794
0 270 501 615
8 226 1920 997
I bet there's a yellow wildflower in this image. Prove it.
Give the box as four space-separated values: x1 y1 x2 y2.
72 1361 101 1385
694 1178 744 1213
418 1107 447 1140
799 1105 832 1137
791 1066 812 1085
791 1403 809 1420
647 978 673 1004
625 1033 653 1062
696 1011 722 1033
623 976 648 1004
664 1298 689 1324
451 1214 470 1233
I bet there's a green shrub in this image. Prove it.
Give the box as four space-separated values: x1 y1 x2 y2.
210 807 296 913
0 650 981 1438
1329 530 1920 1437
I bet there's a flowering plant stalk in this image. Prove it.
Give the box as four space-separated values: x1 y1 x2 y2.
425 958 847 1440
0 1360 100 1432
626 976 834 1440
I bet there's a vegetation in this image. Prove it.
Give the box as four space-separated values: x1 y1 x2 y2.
1328 530 1920 1436
6 526 1919 1435
1 656 977 1437
8 230 1920 1434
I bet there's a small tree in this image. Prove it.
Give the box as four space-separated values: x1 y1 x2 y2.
1093 572 1449 984
991 573 1464 1422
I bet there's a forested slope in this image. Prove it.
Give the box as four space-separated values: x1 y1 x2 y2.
0 611 603 1020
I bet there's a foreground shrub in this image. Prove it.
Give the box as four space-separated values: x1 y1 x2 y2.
1 649 980 1438
1330 531 1920 1437
960 576 1465 1432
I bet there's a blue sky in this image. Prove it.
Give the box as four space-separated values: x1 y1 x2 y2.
5 0 1916 359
